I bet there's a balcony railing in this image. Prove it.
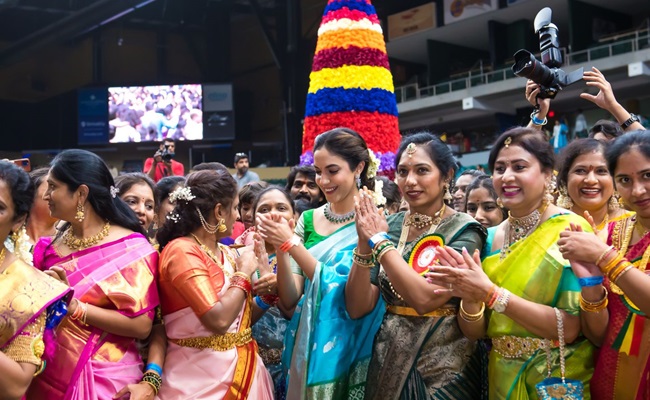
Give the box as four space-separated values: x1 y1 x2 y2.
395 28 650 104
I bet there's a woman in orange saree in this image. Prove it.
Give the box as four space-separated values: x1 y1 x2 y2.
155 170 273 399
27 150 159 400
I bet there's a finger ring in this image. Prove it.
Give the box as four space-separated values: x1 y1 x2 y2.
448 283 453 290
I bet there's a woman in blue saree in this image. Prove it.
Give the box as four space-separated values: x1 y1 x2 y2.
257 128 385 399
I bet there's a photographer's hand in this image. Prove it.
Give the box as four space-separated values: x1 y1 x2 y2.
581 67 643 131
525 80 550 130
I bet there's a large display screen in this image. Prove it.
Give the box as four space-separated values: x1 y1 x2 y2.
108 84 203 143
78 83 235 145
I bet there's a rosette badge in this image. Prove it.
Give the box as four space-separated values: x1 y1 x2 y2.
301 0 400 178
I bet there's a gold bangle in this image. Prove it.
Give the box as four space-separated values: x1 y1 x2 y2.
459 300 485 322
579 286 608 313
595 246 615 267
376 245 396 264
601 253 624 275
612 264 635 284
353 247 373 259
608 261 632 283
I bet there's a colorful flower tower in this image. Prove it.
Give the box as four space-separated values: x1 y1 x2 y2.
300 0 400 176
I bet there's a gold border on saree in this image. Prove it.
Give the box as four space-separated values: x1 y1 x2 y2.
171 327 252 351
492 335 559 359
386 305 457 317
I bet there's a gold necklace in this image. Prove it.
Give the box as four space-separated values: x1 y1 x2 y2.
404 204 446 230
382 206 446 301
191 234 231 277
63 221 111 250
500 202 549 260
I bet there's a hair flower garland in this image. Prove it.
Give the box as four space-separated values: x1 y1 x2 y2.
169 187 195 204
372 178 386 207
367 149 380 179
110 185 120 199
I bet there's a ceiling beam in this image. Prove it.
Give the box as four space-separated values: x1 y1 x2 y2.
0 0 159 68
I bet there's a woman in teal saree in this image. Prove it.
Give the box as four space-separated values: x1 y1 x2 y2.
257 128 385 399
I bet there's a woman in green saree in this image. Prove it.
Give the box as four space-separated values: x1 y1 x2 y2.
346 132 487 399
427 127 595 399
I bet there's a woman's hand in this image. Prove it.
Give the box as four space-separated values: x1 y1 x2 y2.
256 213 294 248
580 67 618 112
558 222 609 263
113 382 155 400
425 246 494 303
236 251 260 277
354 189 388 244
44 266 70 286
525 80 551 117
254 273 277 296
253 233 272 276
569 259 602 280
583 210 609 243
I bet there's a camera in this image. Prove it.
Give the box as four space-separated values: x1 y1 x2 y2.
161 144 174 162
511 7 583 99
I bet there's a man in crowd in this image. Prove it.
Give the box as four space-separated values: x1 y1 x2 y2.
143 138 184 183
285 165 325 210
232 152 260 188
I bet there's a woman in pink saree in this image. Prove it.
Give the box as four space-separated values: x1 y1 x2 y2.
155 170 273 399
27 150 159 400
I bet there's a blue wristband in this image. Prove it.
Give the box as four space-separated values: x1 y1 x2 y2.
578 276 604 288
145 362 163 376
255 296 271 311
368 232 391 250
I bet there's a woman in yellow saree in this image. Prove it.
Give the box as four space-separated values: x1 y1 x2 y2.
427 128 594 399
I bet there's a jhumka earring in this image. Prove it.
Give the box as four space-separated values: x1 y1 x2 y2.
443 183 453 201
544 176 556 204
556 186 573 209
75 202 85 222
355 175 361 189
608 192 620 211
217 218 227 233
497 197 504 208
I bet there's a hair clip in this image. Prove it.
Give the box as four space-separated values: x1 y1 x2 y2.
110 185 120 199
169 186 195 204
406 142 417 157
504 137 512 148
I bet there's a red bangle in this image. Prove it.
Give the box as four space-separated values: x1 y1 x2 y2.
280 235 301 253
259 294 280 306
229 275 252 295
487 287 501 309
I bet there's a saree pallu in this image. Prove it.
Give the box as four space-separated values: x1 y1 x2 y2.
591 218 650 399
0 258 71 363
28 233 159 400
365 213 487 400
282 223 386 399
483 214 594 400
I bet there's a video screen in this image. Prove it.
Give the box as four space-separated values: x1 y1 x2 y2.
108 84 203 143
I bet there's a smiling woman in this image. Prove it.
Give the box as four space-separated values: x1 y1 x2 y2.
556 138 632 231
426 127 595 399
115 173 157 232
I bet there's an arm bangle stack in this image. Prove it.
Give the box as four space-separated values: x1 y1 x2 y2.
579 287 608 313
530 111 548 126
255 295 271 311
279 235 301 253
352 247 375 268
459 300 485 322
142 371 162 395
595 246 616 267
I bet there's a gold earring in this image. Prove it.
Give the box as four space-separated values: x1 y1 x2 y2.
217 218 227 233
443 183 453 201
75 202 85 222
497 197 504 208
608 192 620 211
544 177 556 204
556 186 573 209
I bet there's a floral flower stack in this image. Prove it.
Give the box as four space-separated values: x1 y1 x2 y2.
300 0 400 178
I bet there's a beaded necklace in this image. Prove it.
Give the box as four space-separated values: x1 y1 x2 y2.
63 221 111 251
323 203 355 224
500 202 549 260
191 234 231 277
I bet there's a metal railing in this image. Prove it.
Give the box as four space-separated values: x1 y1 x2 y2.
395 29 650 104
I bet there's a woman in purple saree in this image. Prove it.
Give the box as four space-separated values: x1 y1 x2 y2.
27 150 159 400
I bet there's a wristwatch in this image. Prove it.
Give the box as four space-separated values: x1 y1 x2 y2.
493 289 511 313
368 232 390 250
620 113 640 130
